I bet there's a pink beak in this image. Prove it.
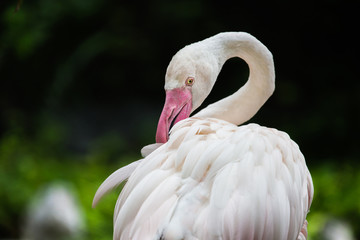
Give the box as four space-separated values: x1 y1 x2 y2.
156 88 192 143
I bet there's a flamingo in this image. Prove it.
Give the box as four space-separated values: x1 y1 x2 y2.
93 32 314 240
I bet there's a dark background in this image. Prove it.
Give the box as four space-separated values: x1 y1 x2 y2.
0 0 359 239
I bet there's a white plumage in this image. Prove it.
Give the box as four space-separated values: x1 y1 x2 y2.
93 32 314 240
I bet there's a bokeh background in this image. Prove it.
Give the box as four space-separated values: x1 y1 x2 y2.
1 0 359 239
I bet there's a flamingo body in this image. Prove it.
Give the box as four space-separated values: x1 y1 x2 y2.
93 32 314 240
108 118 312 240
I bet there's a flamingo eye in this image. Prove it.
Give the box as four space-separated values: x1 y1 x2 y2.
185 77 195 86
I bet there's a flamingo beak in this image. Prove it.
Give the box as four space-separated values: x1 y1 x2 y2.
156 87 192 143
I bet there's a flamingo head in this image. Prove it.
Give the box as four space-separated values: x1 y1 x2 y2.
155 43 221 143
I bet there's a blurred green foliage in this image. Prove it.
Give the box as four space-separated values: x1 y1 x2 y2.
0 119 135 239
308 163 360 239
0 0 359 239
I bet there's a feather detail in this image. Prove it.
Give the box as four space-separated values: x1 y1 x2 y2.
92 160 141 207
141 143 164 158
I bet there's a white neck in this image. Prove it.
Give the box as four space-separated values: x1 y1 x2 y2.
193 32 275 125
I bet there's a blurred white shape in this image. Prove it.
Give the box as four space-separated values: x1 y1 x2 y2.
22 183 85 240
322 218 355 240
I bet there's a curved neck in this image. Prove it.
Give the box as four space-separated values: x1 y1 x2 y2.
193 32 275 125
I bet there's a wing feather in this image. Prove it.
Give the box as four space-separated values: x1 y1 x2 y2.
129 175 181 237
92 160 141 207
114 169 174 239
